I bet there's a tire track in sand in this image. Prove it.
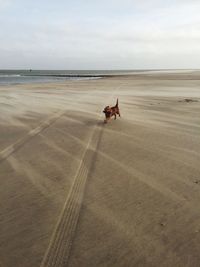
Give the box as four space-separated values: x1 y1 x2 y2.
40 119 104 267
0 110 66 163
39 85 122 267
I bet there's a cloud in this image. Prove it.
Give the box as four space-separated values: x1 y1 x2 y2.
0 0 200 69
0 0 11 10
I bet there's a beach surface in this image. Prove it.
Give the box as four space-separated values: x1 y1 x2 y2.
0 72 200 267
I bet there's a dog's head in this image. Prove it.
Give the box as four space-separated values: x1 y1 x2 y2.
103 106 112 118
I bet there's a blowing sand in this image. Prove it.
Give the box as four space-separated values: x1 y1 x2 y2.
0 72 200 267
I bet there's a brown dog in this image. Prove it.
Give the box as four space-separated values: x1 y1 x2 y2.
103 99 121 123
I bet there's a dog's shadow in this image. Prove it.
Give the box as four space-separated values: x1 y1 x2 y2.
65 110 109 128
84 119 105 127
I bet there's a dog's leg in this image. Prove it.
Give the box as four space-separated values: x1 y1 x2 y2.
114 114 117 120
104 117 110 123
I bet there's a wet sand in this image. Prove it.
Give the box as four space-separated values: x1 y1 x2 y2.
0 72 200 267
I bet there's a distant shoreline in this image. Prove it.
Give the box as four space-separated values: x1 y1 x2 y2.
23 74 108 78
1 69 200 86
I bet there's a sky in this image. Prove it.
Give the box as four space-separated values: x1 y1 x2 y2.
0 0 200 69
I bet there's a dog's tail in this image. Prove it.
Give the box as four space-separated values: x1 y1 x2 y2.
115 98 119 107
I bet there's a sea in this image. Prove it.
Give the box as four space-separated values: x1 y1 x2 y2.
1 69 193 86
0 69 142 86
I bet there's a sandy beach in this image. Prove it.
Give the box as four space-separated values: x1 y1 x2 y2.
0 72 200 267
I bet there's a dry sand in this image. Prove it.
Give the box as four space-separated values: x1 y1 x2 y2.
0 72 200 267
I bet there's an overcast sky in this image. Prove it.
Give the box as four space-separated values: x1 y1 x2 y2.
0 0 200 69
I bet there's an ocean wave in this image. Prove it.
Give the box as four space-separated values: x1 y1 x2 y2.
0 74 21 77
